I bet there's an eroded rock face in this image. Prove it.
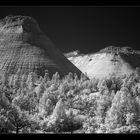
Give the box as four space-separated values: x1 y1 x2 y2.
66 46 140 79
0 15 82 77
0 15 41 34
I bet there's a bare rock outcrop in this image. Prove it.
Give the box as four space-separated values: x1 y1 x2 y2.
0 15 82 77
67 46 140 79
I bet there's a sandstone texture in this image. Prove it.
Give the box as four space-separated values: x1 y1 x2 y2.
66 46 140 79
0 15 82 77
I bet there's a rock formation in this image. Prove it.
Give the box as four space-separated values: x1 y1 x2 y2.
66 46 140 79
0 15 82 77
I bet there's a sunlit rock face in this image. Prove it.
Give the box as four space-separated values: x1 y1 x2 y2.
0 15 82 77
65 46 140 79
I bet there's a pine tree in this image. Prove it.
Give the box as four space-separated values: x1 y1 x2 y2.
7 105 32 134
105 87 140 132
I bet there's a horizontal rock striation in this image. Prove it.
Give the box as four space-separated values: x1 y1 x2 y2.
0 15 82 77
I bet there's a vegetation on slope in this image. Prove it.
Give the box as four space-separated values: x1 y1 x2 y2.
0 70 140 133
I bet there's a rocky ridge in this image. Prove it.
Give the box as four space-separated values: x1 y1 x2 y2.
66 46 140 79
0 15 82 77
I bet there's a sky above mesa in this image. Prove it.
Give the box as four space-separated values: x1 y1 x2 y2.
0 6 140 54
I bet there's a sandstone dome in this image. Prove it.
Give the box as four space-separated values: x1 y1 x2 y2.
0 15 82 77
66 46 140 79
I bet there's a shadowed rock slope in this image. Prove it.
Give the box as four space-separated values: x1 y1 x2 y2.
65 46 140 79
0 15 82 77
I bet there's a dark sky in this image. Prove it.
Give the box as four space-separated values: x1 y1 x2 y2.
0 6 140 53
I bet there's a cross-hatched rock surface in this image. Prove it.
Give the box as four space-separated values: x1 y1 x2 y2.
0 15 82 77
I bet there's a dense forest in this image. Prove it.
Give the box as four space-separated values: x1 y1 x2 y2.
1 69 140 134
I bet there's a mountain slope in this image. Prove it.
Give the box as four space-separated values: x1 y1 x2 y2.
65 46 140 79
0 15 82 77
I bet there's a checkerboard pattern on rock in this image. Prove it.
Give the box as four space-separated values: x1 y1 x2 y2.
0 15 82 77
